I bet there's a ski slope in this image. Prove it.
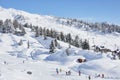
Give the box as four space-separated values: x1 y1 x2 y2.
0 27 120 80
0 7 120 80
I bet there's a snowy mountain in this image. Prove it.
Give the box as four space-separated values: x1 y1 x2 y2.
0 6 120 80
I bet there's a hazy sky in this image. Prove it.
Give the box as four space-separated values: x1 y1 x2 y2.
0 0 120 24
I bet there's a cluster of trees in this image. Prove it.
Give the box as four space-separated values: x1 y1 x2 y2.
24 23 90 53
56 17 120 34
49 39 61 53
0 19 26 35
112 50 120 60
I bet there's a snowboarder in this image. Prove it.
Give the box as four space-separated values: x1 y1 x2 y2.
88 75 91 80
78 70 81 76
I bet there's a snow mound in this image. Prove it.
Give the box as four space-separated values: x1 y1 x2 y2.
30 48 49 60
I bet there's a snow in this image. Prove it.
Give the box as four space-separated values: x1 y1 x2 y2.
0 7 120 80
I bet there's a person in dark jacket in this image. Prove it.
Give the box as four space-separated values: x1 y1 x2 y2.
88 75 91 80
78 70 81 76
56 68 59 74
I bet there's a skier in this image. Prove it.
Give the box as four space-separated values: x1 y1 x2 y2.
4 61 7 64
59 68 62 72
102 74 104 78
23 60 25 63
88 75 91 80
68 70 71 75
66 71 68 75
56 68 59 74
78 70 81 76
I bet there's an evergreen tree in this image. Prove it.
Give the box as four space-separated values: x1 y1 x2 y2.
50 29 53 38
4 19 15 33
39 27 43 35
66 33 72 44
18 39 23 46
21 28 26 35
74 35 80 47
46 29 50 36
82 39 90 50
13 19 19 29
49 40 55 53
54 39 58 47
0 20 3 32
60 32 65 41
27 40 30 49
35 26 39 37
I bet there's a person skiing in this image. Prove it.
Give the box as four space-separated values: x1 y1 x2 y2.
4 61 7 64
56 68 59 74
88 75 91 80
68 70 71 75
23 60 25 63
102 74 104 78
78 70 81 76
60 68 62 72
66 71 68 75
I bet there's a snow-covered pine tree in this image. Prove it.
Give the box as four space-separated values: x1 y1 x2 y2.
39 27 43 35
18 39 23 46
54 39 58 47
35 26 39 37
0 20 3 32
81 39 90 50
49 40 55 53
66 33 72 44
13 19 19 29
27 40 30 49
74 35 80 47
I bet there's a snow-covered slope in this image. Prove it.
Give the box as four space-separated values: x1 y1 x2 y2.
0 27 120 80
0 7 120 80
0 6 120 50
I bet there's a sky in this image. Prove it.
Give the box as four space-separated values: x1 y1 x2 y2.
0 0 120 24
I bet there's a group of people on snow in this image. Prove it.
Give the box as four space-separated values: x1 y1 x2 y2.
55 68 105 80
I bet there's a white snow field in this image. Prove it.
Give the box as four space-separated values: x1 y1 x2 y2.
0 7 120 80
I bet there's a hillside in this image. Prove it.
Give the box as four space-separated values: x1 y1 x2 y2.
0 7 120 80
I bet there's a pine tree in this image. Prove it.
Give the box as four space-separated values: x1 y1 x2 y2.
46 29 50 36
39 27 43 35
66 33 72 44
50 29 53 38
18 39 23 46
60 32 65 41
49 40 55 53
21 28 26 36
0 20 3 32
74 35 80 47
82 39 90 50
13 19 19 29
35 26 39 37
54 39 58 47
27 40 30 49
